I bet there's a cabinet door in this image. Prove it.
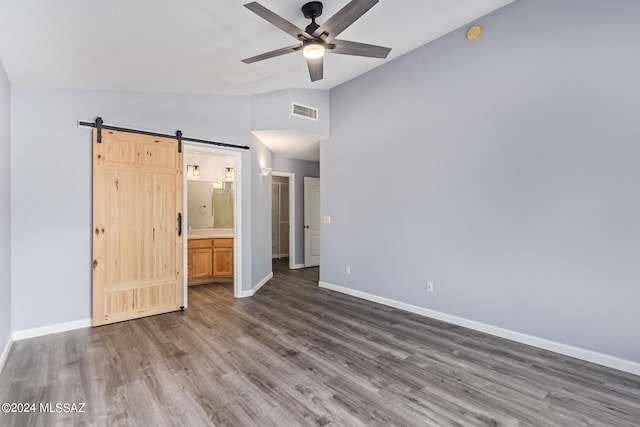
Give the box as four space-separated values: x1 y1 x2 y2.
213 247 234 277
192 248 213 278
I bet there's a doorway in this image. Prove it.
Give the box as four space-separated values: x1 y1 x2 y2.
271 172 296 270
183 145 243 307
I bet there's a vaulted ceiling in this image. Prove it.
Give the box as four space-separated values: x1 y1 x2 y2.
0 0 513 96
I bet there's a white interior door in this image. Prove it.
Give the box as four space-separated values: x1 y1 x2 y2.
304 177 321 267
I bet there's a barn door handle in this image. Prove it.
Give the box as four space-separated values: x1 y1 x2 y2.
178 213 182 236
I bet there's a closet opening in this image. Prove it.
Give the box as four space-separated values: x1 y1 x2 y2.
271 172 296 270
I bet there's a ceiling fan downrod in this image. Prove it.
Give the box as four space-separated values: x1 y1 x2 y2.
302 1 323 34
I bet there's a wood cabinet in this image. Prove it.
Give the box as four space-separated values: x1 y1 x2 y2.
187 237 233 284
187 239 212 282
213 238 234 278
191 248 213 279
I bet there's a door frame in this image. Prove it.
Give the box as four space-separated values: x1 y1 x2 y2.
182 143 244 307
272 172 296 270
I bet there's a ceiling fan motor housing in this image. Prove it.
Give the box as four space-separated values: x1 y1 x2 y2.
302 2 323 19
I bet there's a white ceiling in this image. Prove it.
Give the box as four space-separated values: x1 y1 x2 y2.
0 0 513 96
253 130 322 161
0 0 513 161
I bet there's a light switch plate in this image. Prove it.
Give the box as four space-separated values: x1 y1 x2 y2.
323 216 331 224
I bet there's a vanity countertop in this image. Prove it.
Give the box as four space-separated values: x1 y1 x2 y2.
187 228 234 240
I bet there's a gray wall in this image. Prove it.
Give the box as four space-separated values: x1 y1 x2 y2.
10 87 256 331
251 89 330 138
251 135 273 284
288 89 330 138
251 90 289 131
0 58 11 355
324 0 640 363
272 156 320 266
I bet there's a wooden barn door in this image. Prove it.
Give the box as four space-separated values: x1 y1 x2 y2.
92 129 184 326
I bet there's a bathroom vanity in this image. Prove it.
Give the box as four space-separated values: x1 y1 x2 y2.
187 229 234 285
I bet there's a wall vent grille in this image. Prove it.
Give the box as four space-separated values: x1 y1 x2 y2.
292 102 318 121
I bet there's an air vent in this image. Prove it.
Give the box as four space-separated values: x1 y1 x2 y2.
292 102 318 121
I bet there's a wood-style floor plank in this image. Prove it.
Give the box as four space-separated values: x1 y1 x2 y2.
1 259 639 426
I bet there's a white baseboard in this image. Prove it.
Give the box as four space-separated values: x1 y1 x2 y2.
0 333 13 374
319 281 640 377
239 272 273 298
13 318 92 341
290 263 305 270
272 254 290 259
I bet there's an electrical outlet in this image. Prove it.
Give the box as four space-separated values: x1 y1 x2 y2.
345 265 351 275
426 281 434 293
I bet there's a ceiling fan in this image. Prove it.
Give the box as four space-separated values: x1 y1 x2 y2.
241 0 392 82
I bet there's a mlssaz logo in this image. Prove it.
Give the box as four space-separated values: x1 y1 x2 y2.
39 402 87 413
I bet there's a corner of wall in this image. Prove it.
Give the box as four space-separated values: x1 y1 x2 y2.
0 332 12 374
250 135 273 289
0 56 13 374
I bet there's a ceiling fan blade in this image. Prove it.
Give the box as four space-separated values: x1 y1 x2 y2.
314 0 378 41
244 2 312 40
242 44 302 64
328 39 391 58
307 57 324 82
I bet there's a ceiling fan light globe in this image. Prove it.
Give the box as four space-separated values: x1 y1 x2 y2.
303 43 325 59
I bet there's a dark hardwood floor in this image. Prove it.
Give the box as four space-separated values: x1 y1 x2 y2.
1 259 639 426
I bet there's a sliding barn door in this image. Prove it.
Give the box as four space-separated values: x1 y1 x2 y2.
92 129 184 326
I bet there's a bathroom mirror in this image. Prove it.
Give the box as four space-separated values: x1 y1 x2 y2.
187 180 234 229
